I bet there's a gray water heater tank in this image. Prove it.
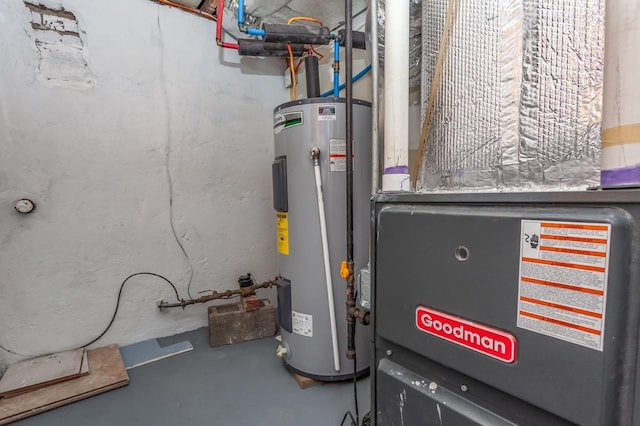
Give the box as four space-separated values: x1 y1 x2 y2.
272 98 371 380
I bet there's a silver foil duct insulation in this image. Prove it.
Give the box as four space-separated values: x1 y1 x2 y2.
369 0 422 89
418 0 604 192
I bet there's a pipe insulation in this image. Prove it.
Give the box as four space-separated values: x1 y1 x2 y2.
601 0 640 188
418 0 605 192
304 56 320 98
381 0 410 191
222 0 369 42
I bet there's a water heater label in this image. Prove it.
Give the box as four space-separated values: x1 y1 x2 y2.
277 212 289 255
292 311 313 337
416 307 517 363
517 220 611 351
317 105 336 121
330 139 347 172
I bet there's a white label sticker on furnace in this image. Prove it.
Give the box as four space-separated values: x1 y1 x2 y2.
517 220 611 351
330 139 346 172
292 311 313 337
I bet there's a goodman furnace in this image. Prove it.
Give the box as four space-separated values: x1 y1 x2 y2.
371 190 640 425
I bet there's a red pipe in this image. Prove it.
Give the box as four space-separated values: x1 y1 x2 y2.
216 0 240 50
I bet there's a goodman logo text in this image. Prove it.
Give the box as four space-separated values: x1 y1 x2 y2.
416 306 517 363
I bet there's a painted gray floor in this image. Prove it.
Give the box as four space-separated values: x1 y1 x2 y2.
16 328 370 426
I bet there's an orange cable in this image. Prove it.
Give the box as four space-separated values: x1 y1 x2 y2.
309 45 324 60
287 16 323 26
287 44 297 100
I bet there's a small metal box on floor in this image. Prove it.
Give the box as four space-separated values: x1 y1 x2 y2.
208 299 276 347
372 190 640 425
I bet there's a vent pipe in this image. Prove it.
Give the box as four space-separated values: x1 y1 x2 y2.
381 0 410 191
601 0 640 187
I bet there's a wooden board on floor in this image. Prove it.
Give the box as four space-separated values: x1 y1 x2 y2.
1 350 89 400
0 349 87 398
0 345 128 425
292 372 323 389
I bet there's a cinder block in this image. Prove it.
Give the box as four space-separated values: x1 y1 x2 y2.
208 299 276 347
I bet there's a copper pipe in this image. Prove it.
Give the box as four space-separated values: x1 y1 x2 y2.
157 277 278 309
156 0 215 20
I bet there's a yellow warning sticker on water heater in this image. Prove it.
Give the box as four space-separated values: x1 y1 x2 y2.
277 212 290 255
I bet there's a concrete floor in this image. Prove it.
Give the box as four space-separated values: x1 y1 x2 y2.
16 328 370 426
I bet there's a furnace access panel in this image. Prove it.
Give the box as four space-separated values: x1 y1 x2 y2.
373 192 640 425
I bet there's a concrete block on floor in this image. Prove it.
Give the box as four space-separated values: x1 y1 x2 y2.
208 299 276 347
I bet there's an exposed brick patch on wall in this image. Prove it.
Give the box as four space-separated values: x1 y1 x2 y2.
24 2 95 89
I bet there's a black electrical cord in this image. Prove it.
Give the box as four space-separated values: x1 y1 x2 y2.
0 272 182 358
79 272 182 348
340 411 357 426
341 290 360 426
340 356 360 426
353 355 360 422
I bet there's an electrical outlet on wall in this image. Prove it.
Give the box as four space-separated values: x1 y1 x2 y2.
284 68 292 88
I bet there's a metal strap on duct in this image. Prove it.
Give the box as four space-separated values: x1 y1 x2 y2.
418 0 605 192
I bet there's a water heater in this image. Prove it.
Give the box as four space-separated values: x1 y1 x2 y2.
272 98 371 380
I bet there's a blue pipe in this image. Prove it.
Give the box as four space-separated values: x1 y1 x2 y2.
246 28 266 36
333 40 340 97
238 0 245 26
321 64 372 98
238 0 265 37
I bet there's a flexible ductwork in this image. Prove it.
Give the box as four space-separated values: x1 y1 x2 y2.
418 0 605 192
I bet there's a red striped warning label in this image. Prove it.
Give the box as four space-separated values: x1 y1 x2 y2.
517 220 611 351
329 139 346 172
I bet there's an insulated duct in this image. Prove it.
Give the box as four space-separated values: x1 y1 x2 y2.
418 0 605 192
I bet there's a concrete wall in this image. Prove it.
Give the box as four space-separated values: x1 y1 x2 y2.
0 0 287 369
